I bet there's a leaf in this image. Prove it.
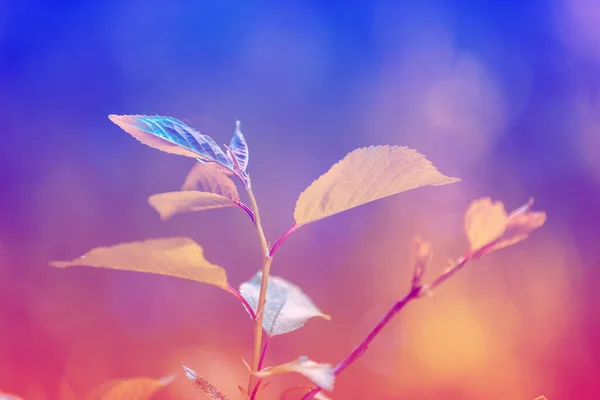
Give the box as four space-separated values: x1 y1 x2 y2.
181 163 240 196
495 198 546 250
294 145 460 226
464 197 508 252
85 375 174 400
50 238 228 289
255 357 334 392
183 366 228 400
239 272 330 336
108 115 233 170
149 163 243 220
464 198 546 256
149 192 238 220
229 121 249 172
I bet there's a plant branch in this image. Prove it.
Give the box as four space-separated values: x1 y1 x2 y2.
245 183 273 395
269 223 298 257
302 251 474 399
225 284 257 319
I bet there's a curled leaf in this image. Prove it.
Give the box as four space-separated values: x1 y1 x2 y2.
108 115 233 170
50 238 228 289
255 357 334 392
183 366 228 400
464 198 547 257
294 145 460 226
228 121 249 173
85 375 174 400
240 272 330 336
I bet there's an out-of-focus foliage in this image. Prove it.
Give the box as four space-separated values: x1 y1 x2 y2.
85 375 173 400
465 198 547 256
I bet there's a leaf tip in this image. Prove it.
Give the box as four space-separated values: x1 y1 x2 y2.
182 365 196 380
319 313 332 321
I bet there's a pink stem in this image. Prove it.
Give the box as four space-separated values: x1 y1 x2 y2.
302 253 474 399
225 284 256 319
269 223 298 256
235 201 256 224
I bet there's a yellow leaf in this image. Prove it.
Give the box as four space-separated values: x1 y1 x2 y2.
148 192 238 220
148 163 241 220
50 238 228 289
183 366 228 400
255 357 334 392
464 197 508 252
85 376 173 400
294 146 460 226
181 163 239 197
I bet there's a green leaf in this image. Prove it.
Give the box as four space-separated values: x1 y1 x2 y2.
294 145 460 226
50 238 228 289
255 356 334 392
239 272 330 336
183 366 228 400
85 375 174 400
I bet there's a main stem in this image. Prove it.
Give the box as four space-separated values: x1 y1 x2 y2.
245 184 272 393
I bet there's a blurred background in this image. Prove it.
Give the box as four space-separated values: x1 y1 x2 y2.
1 0 599 399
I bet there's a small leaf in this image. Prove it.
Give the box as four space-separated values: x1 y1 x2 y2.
240 272 330 336
85 375 174 400
183 366 228 400
464 197 508 252
294 145 460 226
229 121 249 172
149 192 238 221
494 198 546 251
108 115 233 170
255 357 334 392
149 163 243 220
464 198 547 257
50 238 228 289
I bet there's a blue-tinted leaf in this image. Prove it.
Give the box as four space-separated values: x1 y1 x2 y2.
239 272 330 336
229 120 249 172
109 115 233 170
183 366 229 400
